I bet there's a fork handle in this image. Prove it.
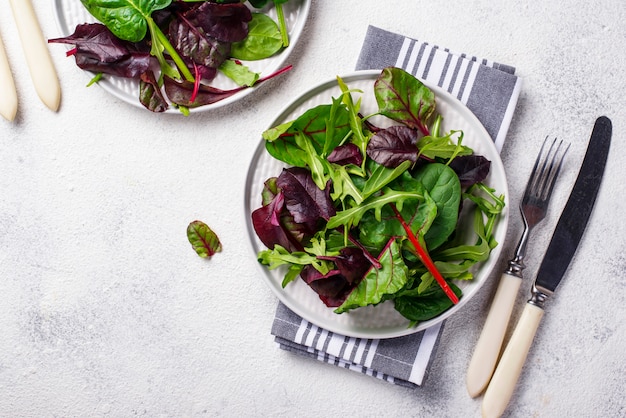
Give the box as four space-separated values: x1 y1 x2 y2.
9 0 61 111
466 272 522 397
481 303 544 418
0 34 17 121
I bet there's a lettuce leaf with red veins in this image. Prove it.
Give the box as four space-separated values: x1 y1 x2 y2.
334 238 409 314
374 67 435 135
187 220 222 258
264 103 352 168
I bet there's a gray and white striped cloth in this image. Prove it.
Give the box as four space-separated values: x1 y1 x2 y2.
271 25 522 388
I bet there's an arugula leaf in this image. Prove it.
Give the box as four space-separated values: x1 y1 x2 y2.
326 188 424 231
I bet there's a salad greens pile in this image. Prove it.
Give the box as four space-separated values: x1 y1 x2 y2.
48 0 292 113
252 67 505 324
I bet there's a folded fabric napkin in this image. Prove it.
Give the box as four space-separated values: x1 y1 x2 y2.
271 25 522 388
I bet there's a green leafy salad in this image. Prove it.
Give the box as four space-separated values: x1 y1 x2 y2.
251 67 505 324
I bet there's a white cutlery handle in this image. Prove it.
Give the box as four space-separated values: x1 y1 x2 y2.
9 0 61 111
0 34 18 121
466 272 522 397
481 303 544 418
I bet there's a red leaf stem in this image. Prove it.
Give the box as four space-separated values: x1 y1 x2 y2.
391 204 459 304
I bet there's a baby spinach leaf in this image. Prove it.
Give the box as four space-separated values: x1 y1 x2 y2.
393 282 462 322
187 220 222 258
231 13 283 61
414 163 461 249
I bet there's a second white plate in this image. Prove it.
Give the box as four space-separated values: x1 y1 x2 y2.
52 0 311 113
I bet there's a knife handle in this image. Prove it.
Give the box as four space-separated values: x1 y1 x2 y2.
9 0 61 111
481 303 544 418
466 272 522 397
0 34 18 121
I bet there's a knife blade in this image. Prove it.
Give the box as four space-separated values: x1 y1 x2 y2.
8 0 61 111
481 116 612 418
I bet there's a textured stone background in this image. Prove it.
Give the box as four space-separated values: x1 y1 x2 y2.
1 1 624 416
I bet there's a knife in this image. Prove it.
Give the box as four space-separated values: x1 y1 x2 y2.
481 116 612 418
0 32 18 121
8 0 61 111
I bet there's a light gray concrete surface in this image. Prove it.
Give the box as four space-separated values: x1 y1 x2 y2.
1 1 624 417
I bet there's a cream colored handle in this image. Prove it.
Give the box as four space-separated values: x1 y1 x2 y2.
0 34 18 121
481 303 544 418
9 0 61 111
466 272 522 397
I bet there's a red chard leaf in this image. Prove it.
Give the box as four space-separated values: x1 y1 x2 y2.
187 220 222 258
366 125 421 168
276 167 336 224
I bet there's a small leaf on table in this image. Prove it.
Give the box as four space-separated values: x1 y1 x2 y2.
187 220 222 258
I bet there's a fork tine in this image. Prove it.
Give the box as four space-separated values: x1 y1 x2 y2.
539 139 569 200
524 137 568 201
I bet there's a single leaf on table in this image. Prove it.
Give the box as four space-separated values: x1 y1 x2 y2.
187 220 222 258
374 66 435 135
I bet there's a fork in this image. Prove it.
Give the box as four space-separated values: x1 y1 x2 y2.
466 137 568 398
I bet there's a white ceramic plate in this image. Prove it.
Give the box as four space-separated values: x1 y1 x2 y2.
52 0 311 113
244 70 509 339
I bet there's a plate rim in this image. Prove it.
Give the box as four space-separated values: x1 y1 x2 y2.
244 69 509 339
51 0 312 114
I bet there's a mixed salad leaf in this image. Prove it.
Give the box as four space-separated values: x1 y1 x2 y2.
251 67 505 325
187 220 222 258
48 0 293 113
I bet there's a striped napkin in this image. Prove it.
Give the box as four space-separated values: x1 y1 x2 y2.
271 25 522 388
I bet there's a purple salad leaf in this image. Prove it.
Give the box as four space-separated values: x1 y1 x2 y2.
327 143 363 166
318 247 371 285
251 189 305 253
48 23 132 62
448 154 492 188
139 71 169 112
300 266 356 308
164 76 245 107
276 167 336 226
169 13 231 75
49 23 153 78
184 2 252 43
366 125 421 168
